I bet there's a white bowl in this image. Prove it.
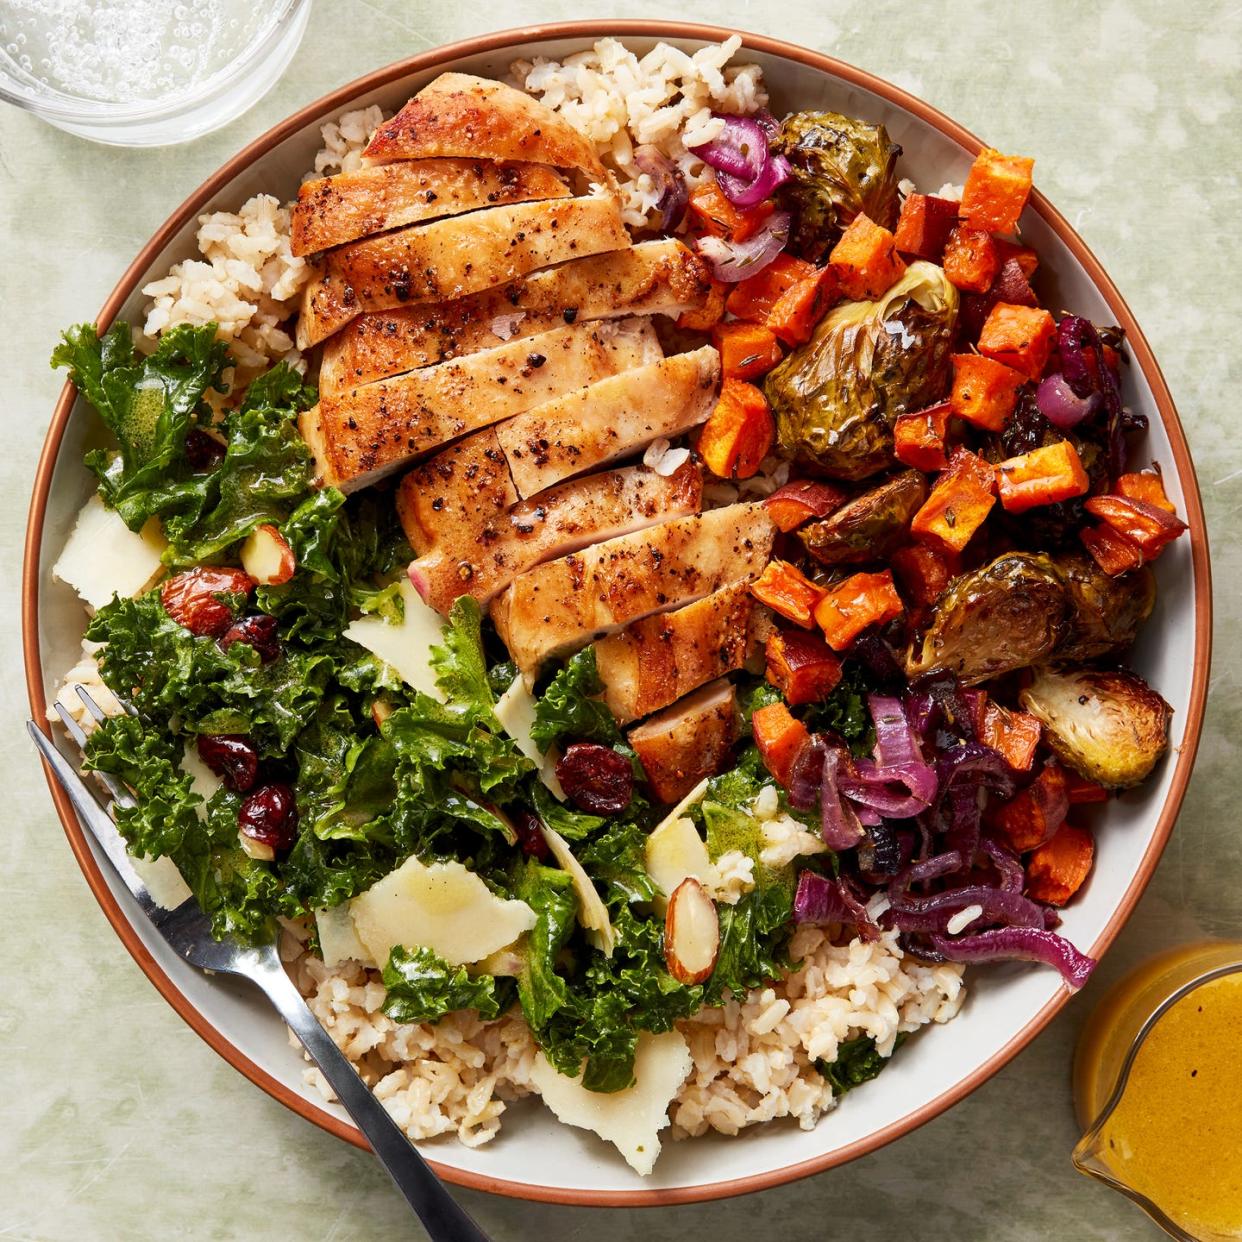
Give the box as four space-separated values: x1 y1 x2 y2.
22 21 1212 1207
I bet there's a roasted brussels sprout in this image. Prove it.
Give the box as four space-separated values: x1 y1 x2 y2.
766 262 958 480
1054 553 1156 662
800 470 928 566
1019 667 1172 788
775 110 901 262
905 552 1068 686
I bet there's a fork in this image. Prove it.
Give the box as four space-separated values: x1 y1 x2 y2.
29 688 491 1242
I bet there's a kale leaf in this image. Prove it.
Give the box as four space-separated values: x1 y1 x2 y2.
816 1033 907 1097
431 597 495 717
530 647 622 750
381 946 512 1024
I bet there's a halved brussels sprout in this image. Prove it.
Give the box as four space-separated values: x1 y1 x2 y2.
800 470 928 566
1054 553 1156 662
776 111 901 263
766 262 959 481
1019 667 1172 789
905 552 1068 686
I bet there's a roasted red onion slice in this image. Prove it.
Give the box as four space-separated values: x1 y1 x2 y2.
633 144 689 232
928 927 1097 990
695 210 790 282
1037 372 1101 429
793 872 877 938
821 743 865 850
888 883 1046 932
690 113 792 208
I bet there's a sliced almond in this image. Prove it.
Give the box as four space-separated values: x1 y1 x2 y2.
238 831 276 863
664 877 720 985
240 523 296 585
371 698 395 728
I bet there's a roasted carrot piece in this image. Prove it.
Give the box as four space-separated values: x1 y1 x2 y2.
981 702 1043 772
1065 772 1110 805
726 254 817 323
687 181 777 243
893 193 959 261
698 378 775 479
960 148 1035 235
990 760 1069 853
829 213 907 300
950 354 1025 432
763 480 848 532
893 400 951 471
1085 494 1188 557
752 702 811 787
711 322 784 381
911 449 997 555
943 226 1000 293
977 303 1056 381
1026 822 1095 906
677 278 727 330
750 559 825 628
1115 466 1176 514
993 239 1039 278
765 629 844 705
1080 522 1144 576
891 543 955 613
813 570 904 651
996 441 1090 513
767 266 840 345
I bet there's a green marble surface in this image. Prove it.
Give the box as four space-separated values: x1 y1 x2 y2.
2 2 1237 1237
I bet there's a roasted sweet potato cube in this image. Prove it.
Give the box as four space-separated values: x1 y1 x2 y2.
990 760 1070 853
750 558 824 628
911 451 997 555
1080 522 1144 576
891 543 955 613
767 266 840 346
1115 466 1176 514
698 378 774 479
726 254 817 323
812 570 904 651
961 148 1035 234
677 278 727 330
951 354 1024 432
943 226 1000 293
943 445 999 494
978 303 1056 381
981 702 1043 772
687 182 776 242
765 629 844 705
1084 494 1188 557
893 193 959 261
762 479 847 532
711 321 783 381
893 400 951 471
752 702 810 787
1025 822 1094 906
829 213 907 300
997 441 1090 513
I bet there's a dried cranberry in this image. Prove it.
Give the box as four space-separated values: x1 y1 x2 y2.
238 782 299 852
220 613 281 662
555 743 634 815
185 427 225 471
512 808 550 859
196 734 259 793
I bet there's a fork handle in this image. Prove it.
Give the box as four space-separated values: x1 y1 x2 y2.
251 958 492 1242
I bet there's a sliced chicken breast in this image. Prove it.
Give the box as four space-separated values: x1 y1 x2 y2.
496 347 720 499
318 240 711 395
291 159 570 256
362 73 606 178
404 457 703 614
594 582 761 724
297 192 629 349
628 680 741 805
301 318 660 492
491 504 777 678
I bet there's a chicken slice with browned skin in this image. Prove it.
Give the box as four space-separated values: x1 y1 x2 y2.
628 681 741 804
296 191 629 349
593 583 766 724
491 504 777 679
291 159 570 256
362 72 606 178
496 347 720 499
403 454 704 614
318 240 712 395
301 318 660 493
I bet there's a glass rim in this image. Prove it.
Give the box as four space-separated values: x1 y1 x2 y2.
1072 957 1242 1240
0 0 308 123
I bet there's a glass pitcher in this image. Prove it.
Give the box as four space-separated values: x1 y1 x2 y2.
1072 941 1242 1240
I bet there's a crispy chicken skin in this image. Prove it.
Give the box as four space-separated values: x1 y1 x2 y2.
318 240 712 395
496 346 720 499
593 582 761 724
291 159 569 257
301 318 659 493
403 457 703 614
490 504 777 677
627 680 741 804
297 192 629 348
361 72 606 178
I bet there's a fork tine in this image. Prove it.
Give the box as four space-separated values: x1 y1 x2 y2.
76 684 136 722
52 701 137 810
